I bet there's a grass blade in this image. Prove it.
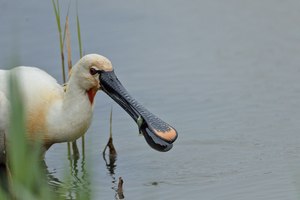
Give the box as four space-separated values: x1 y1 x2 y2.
76 1 86 156
51 0 66 83
7 72 53 200
76 1 83 58
65 14 72 73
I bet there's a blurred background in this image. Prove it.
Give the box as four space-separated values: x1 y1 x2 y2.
1 0 300 199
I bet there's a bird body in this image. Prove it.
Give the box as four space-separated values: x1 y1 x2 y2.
0 54 109 150
0 66 93 149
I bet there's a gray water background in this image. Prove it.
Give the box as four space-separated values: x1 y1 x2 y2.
1 1 300 199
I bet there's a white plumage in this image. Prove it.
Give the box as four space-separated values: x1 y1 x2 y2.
0 54 112 151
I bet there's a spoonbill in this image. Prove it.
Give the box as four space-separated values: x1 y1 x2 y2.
0 54 177 161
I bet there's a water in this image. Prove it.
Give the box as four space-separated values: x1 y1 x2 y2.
1 0 300 199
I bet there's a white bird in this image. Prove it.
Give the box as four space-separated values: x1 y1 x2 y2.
0 54 177 162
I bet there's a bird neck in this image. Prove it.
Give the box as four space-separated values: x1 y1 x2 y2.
46 76 94 144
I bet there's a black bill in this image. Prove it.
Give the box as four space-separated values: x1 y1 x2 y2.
100 70 178 152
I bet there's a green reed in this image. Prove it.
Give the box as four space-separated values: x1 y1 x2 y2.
0 70 91 200
0 72 54 200
52 0 88 159
51 0 66 83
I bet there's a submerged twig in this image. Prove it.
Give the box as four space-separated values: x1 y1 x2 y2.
117 177 124 199
102 108 117 176
103 107 117 156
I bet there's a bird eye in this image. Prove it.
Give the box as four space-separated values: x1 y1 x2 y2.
90 68 97 75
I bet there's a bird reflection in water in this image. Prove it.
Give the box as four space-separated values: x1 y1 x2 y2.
44 109 125 200
45 144 91 200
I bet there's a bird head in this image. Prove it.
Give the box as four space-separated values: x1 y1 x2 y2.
73 54 113 92
73 54 178 152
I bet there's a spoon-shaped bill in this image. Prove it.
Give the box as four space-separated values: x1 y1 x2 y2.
100 71 178 152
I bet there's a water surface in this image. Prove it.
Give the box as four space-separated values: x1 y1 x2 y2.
1 1 300 199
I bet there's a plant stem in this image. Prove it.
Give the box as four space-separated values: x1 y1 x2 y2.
51 0 66 83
